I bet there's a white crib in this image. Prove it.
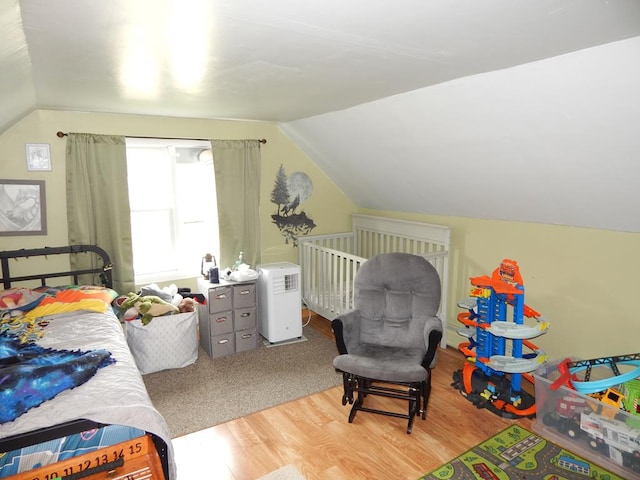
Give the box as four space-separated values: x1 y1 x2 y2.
298 214 451 346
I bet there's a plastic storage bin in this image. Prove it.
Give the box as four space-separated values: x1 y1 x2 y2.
532 358 640 479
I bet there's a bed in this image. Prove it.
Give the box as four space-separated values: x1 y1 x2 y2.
0 245 175 480
298 214 451 346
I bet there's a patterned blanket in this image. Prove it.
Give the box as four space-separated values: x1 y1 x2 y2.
0 286 118 423
0 286 117 343
0 335 115 423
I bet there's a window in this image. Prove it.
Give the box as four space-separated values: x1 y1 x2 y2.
126 138 219 284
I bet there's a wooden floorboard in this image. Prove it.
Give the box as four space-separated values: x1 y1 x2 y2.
173 313 532 479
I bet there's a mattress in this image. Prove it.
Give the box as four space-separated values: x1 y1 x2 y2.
0 308 176 479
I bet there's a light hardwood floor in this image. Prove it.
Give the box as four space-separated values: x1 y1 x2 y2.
172 314 533 479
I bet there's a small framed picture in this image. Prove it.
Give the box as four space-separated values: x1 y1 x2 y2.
25 143 52 171
0 179 47 236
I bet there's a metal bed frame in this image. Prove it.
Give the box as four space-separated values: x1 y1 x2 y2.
0 245 113 289
0 245 171 479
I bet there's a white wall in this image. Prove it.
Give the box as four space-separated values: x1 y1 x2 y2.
283 37 640 233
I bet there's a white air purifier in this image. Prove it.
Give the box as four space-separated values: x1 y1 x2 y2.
257 262 302 343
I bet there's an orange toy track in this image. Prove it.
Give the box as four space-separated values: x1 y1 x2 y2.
453 259 543 419
470 275 522 295
457 309 539 417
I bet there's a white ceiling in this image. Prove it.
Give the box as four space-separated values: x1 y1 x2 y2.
3 0 640 127
2 0 640 231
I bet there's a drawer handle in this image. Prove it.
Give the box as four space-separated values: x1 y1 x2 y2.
241 333 253 339
215 293 227 299
216 317 229 323
218 339 229 345
238 290 251 295
240 312 251 318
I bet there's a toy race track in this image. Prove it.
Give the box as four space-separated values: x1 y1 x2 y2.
452 258 548 418
552 354 640 394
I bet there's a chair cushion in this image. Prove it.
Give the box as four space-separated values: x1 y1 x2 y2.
355 253 441 319
333 343 428 383
354 253 441 350
358 288 433 349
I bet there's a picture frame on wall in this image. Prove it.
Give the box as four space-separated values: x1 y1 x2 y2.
0 179 47 236
25 143 52 171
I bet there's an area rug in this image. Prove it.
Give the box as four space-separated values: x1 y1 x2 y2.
143 325 341 438
419 425 625 480
257 464 306 480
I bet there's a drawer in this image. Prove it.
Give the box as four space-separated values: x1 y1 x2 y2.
208 310 233 335
234 306 256 331
235 328 259 353
208 286 233 313
233 283 255 308
208 332 235 358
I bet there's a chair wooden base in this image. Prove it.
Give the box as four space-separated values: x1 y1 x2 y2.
340 372 431 434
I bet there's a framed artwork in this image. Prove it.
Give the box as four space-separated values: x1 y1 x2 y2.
25 143 52 171
0 179 47 236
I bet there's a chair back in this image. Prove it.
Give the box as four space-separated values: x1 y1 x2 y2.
354 252 441 350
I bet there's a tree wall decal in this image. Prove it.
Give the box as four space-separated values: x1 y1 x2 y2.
270 164 316 246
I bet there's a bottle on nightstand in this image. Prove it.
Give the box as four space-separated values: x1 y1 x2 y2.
233 251 245 270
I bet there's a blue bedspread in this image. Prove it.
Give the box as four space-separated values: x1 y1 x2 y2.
0 334 115 424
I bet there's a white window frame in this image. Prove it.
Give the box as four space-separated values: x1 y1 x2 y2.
126 137 219 285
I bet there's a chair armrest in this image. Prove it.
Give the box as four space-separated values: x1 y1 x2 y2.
332 310 360 355
422 316 444 369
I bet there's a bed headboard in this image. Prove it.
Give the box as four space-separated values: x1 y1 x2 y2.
0 245 113 289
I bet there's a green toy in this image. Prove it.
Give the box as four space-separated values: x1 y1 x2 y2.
621 378 640 418
115 292 179 325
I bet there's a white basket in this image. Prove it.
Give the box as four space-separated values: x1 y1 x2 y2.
125 311 198 375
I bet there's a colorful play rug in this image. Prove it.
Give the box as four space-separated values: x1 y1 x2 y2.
419 424 626 480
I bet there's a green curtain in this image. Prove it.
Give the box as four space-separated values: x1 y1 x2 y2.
211 139 262 269
66 133 135 294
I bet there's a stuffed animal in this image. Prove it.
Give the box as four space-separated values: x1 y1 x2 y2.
178 297 196 313
115 292 178 325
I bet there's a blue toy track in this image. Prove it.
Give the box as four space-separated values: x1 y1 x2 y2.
565 354 640 394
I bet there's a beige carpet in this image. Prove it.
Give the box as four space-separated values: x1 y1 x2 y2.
257 464 306 480
143 325 341 438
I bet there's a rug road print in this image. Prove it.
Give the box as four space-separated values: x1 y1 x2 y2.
420 425 625 480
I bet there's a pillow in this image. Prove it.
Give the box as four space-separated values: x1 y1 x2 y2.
35 285 118 304
0 288 47 316
1 286 119 343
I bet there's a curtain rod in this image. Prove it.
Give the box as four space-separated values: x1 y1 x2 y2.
56 131 266 144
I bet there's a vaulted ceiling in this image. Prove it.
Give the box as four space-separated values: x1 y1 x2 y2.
3 0 640 231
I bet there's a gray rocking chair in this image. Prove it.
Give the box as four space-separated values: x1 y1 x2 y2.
332 252 443 433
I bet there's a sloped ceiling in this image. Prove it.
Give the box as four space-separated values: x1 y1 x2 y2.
2 0 640 231
283 37 640 233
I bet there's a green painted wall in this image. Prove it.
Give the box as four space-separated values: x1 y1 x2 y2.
359 208 640 361
0 109 356 291
2 109 638 361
